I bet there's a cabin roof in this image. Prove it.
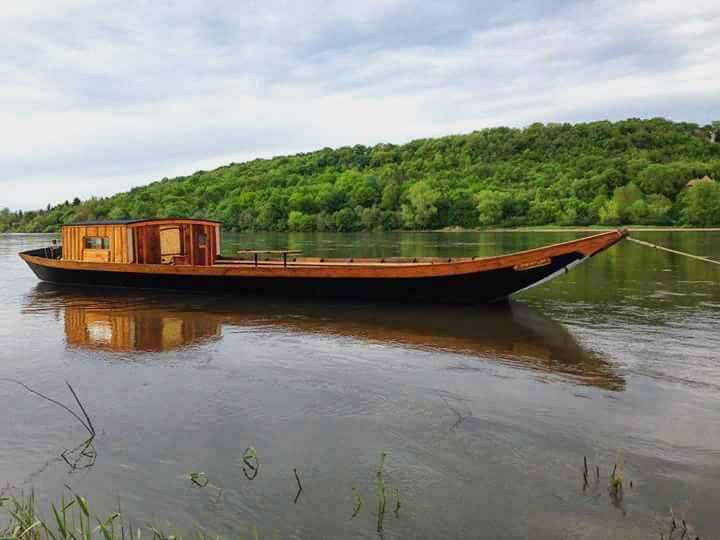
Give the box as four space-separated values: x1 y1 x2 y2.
64 218 222 227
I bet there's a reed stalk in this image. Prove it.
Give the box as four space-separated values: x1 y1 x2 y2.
293 469 302 504
351 488 363 519
0 380 94 438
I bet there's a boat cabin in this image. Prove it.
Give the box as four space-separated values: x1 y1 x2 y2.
61 219 221 266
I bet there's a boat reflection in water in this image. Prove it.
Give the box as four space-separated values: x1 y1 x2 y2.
23 283 624 390
64 308 223 352
24 283 222 353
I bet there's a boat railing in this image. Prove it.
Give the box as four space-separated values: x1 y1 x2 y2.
217 253 480 266
233 249 304 267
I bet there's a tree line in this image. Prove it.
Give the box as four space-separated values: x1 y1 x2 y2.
3 118 720 234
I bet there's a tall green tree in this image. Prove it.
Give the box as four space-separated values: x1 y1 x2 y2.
401 181 440 228
682 180 720 226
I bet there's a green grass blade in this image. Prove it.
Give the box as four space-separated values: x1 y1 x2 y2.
51 503 67 539
74 496 89 519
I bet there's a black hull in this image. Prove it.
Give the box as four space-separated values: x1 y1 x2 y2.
21 248 587 304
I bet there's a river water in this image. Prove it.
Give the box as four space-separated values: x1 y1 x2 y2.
1 231 718 539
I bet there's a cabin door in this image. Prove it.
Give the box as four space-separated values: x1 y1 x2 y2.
193 226 209 265
159 226 183 264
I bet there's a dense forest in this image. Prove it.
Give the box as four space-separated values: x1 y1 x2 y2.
3 118 720 233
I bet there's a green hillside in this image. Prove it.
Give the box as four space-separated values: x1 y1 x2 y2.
3 118 720 233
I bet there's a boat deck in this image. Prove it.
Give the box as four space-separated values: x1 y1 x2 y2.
212 256 480 268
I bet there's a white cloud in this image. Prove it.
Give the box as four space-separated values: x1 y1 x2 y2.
1 0 719 209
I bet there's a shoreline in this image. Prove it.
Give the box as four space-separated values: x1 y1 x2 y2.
478 227 720 232
433 226 720 233
3 227 720 236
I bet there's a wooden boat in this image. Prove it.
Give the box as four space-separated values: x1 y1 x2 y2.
19 219 627 304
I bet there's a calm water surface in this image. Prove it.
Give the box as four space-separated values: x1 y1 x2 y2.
1 231 719 539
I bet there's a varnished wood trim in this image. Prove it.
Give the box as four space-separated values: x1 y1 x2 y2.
125 219 221 228
514 258 552 271
82 249 110 262
62 219 221 229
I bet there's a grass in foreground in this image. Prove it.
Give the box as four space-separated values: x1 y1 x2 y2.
0 491 235 540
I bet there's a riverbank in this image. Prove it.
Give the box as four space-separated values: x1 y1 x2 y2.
1 482 702 540
4 226 720 236
435 225 720 232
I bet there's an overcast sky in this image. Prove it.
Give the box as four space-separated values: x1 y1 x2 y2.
2 0 719 210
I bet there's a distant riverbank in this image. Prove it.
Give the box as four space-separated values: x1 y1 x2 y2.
435 225 720 232
5 226 720 237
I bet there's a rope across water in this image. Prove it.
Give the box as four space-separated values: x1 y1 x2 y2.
626 236 720 266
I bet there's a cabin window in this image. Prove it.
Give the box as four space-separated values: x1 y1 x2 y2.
84 236 110 249
198 231 207 248
160 226 182 256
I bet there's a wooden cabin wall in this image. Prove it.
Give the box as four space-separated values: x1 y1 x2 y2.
62 227 79 260
133 224 196 265
62 225 129 263
132 225 162 264
147 226 161 263
192 224 202 266
134 226 144 263
211 225 219 263
206 224 217 265
183 224 193 265
190 224 215 266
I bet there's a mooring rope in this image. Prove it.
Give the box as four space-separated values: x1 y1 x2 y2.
627 236 720 266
